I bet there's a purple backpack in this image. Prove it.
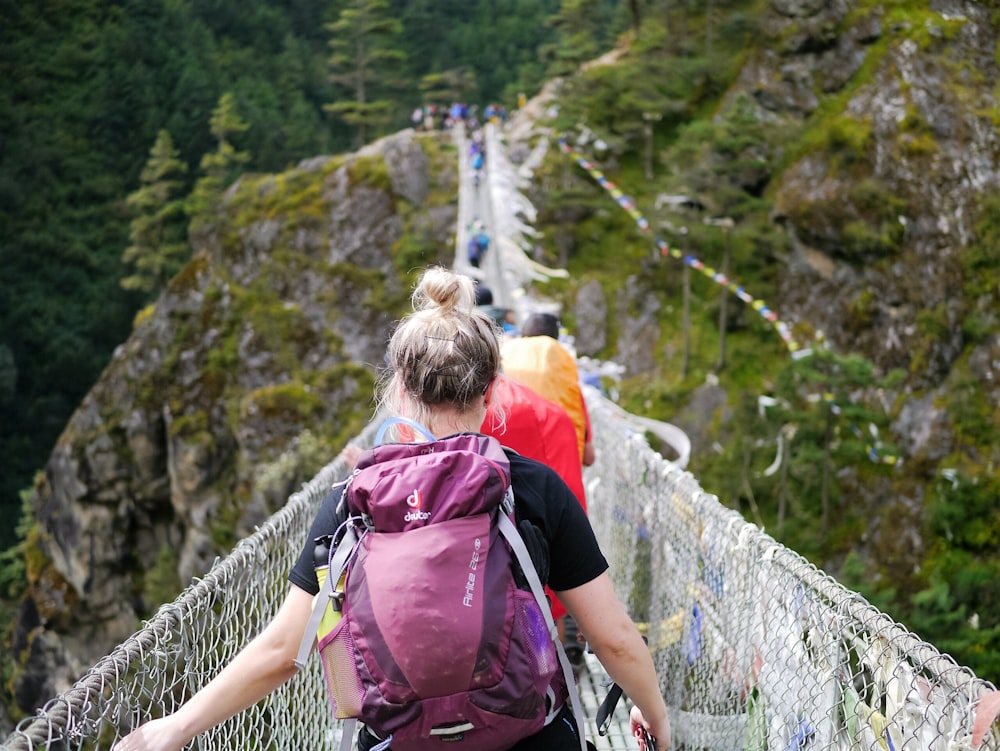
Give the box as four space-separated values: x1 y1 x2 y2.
296 418 585 751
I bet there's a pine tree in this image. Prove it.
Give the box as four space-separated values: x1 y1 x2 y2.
121 130 189 294
324 0 406 148
186 93 250 241
544 0 613 77
418 68 477 109
771 348 901 532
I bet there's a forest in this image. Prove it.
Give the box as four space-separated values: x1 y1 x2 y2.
3 0 1000 690
0 0 613 551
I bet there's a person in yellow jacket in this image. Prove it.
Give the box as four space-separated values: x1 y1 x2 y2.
500 313 595 468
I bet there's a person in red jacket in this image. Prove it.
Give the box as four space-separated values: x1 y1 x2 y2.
483 376 586 510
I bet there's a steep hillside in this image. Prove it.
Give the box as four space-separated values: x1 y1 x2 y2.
3 131 457 720
510 0 1000 677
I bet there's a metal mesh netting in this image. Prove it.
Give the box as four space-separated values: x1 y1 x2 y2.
4 398 999 750
0 418 379 751
585 389 1000 751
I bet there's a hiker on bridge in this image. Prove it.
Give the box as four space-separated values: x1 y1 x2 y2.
502 312 596 468
112 267 670 751
467 221 490 268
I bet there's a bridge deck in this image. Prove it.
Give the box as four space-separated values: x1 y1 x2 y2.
579 652 634 750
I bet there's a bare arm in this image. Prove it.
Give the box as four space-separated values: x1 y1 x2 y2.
558 573 671 748
112 586 315 751
581 398 595 466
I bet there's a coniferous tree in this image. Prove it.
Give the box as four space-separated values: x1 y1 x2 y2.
770 348 901 532
186 93 250 240
544 0 610 77
324 0 406 148
121 130 189 294
418 68 477 109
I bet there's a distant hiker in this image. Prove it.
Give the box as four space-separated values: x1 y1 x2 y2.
474 281 494 306
502 312 596 467
502 308 520 336
467 228 490 268
113 268 670 751
111 267 671 751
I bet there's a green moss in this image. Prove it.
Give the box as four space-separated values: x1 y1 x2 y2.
168 411 211 441
236 169 329 230
915 302 951 340
228 282 328 377
394 230 443 273
347 153 393 193
132 303 156 329
241 382 324 423
167 254 211 295
309 362 377 442
142 544 182 611
826 115 874 169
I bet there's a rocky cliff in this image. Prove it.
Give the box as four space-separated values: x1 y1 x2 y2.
764 0 999 387
6 131 458 716
525 0 999 635
749 0 1000 582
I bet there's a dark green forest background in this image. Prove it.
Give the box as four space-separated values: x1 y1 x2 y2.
0 0 623 552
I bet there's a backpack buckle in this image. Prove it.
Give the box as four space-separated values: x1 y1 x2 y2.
501 487 515 516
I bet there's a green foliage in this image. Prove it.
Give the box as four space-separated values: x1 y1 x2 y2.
667 94 784 214
141 544 182 613
927 473 1000 553
909 471 1000 684
0 346 14 408
187 92 251 237
0 484 37 705
543 0 621 77
241 382 325 423
942 373 998 456
325 0 407 147
961 194 1000 341
825 114 873 168
121 130 190 294
418 69 478 106
734 348 900 552
0 488 34 603
780 175 905 263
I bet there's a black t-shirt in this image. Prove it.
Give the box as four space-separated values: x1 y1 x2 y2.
289 449 608 596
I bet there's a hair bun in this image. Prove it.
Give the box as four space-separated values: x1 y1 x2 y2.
412 266 475 313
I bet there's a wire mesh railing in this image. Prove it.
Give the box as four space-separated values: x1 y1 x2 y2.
3 396 999 750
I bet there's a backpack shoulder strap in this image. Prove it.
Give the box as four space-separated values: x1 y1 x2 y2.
497 504 588 751
293 522 361 670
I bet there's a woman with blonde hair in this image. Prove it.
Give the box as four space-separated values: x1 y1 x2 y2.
113 266 670 751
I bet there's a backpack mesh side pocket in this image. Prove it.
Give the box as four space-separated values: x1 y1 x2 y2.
317 619 364 719
512 589 559 679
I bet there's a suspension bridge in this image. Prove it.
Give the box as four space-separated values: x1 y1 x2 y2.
3 119 999 751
